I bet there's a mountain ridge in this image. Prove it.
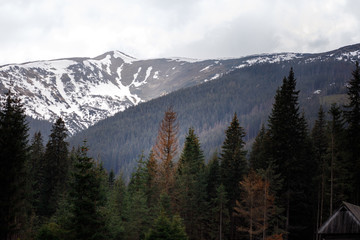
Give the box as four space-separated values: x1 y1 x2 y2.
1 43 360 136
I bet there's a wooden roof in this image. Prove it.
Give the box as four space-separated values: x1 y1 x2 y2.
318 202 360 234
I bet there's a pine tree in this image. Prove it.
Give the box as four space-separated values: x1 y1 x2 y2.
343 61 360 204
69 143 106 240
153 107 179 194
219 113 247 238
0 91 29 239
39 117 69 217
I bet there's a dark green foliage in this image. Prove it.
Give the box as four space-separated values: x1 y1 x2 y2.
36 222 65 240
39 118 69 218
68 144 107 240
327 104 349 212
220 113 247 205
312 106 329 227
219 113 247 238
124 154 152 240
249 124 272 170
343 61 360 204
0 90 29 239
267 68 315 239
175 128 207 239
28 131 45 216
106 175 126 240
145 214 188 240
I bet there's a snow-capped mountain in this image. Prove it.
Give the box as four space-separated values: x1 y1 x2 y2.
1 44 360 134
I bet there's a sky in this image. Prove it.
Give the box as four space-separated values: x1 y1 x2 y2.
1 0 360 65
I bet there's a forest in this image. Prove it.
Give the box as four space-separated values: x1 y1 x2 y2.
69 59 353 180
1 62 360 240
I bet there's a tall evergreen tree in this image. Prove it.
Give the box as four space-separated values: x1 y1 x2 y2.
267 68 314 239
68 144 106 240
249 124 272 170
220 113 247 239
28 131 45 216
311 106 328 228
327 104 349 214
0 91 29 240
39 117 69 217
343 61 360 204
175 128 207 240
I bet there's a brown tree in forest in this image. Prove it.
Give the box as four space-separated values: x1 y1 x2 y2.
153 107 179 194
234 170 275 240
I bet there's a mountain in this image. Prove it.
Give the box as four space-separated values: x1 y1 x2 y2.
1 43 360 178
69 44 360 180
1 51 255 134
3 45 355 134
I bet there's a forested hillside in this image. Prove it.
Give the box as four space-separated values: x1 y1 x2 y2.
2 62 360 240
70 59 353 179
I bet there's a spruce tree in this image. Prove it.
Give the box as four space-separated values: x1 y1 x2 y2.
69 144 106 240
267 68 314 239
175 128 207 239
39 117 69 217
28 131 45 216
327 104 349 214
343 61 360 204
311 106 328 227
219 113 247 239
249 124 272 170
0 91 29 239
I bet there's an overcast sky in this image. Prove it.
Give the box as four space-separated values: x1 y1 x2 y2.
1 0 360 65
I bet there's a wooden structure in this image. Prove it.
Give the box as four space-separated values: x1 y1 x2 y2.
318 202 360 240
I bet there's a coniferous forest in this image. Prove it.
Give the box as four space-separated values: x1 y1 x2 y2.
1 62 360 240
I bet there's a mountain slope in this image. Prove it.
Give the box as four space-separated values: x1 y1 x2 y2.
3 44 351 134
69 44 360 179
1 51 251 133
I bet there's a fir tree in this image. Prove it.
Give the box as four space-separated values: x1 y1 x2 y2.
0 91 29 239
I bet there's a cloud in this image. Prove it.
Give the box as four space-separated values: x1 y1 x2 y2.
0 0 359 65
